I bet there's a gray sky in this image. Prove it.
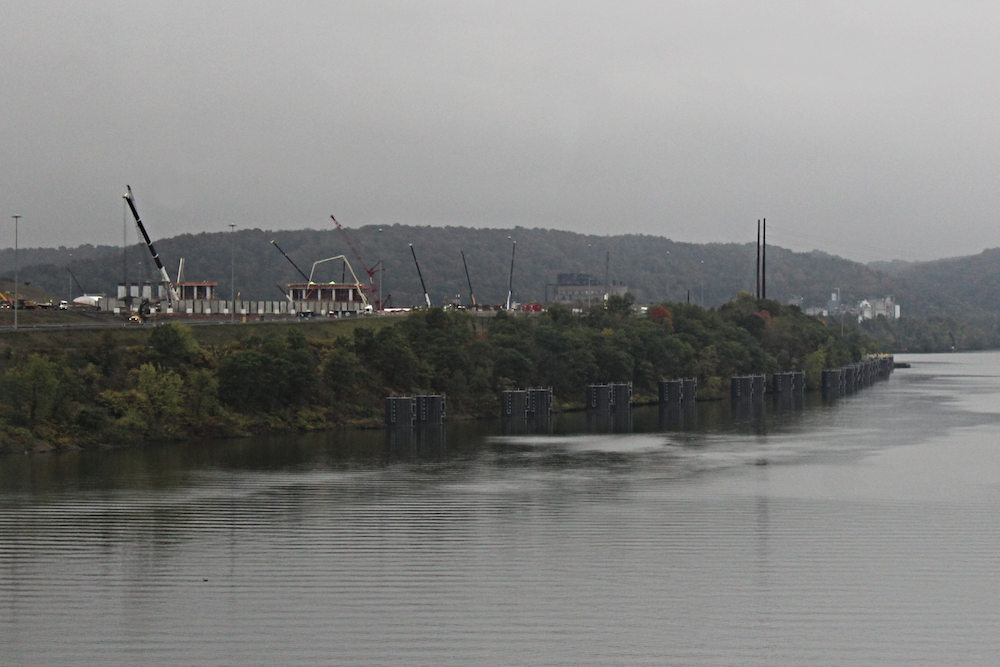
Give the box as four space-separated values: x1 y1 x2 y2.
2 1 999 262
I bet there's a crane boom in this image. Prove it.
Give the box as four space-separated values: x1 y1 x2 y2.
331 215 381 284
270 240 310 282
506 240 516 311
461 250 477 307
67 268 86 296
410 244 431 308
307 255 369 308
123 186 179 304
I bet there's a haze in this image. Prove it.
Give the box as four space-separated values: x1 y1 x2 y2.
3 1 999 263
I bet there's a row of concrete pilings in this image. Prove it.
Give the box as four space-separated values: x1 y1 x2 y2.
383 356 895 426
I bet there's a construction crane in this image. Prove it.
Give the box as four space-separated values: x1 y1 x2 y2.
461 250 477 307
506 238 516 311
330 215 387 309
410 244 432 308
66 268 86 297
270 240 310 282
123 186 179 305
270 239 316 300
307 255 370 310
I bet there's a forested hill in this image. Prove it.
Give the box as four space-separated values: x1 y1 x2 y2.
5 224 994 319
868 249 1000 320
0 244 118 276
7 224 901 310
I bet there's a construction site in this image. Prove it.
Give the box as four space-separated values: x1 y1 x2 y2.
84 191 387 322
71 187 594 322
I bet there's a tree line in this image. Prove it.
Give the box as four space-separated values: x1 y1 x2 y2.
0 293 876 453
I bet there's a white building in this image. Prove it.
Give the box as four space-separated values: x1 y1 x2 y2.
858 295 900 321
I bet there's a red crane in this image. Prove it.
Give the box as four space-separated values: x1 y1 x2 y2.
330 215 389 310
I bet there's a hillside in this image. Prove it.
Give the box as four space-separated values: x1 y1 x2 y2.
875 249 1000 320
0 244 118 276
5 225 901 312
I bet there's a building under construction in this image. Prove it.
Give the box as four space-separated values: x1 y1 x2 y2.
281 282 372 315
102 279 372 318
546 273 628 306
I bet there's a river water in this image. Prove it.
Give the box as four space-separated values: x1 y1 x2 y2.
3 352 1000 665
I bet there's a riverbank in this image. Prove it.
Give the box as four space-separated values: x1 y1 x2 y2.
0 295 877 454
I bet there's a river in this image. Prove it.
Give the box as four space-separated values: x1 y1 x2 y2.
2 352 1000 665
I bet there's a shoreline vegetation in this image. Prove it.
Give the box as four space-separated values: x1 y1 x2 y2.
0 292 878 455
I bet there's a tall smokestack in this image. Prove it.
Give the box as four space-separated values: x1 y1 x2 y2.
756 219 761 300
762 218 766 300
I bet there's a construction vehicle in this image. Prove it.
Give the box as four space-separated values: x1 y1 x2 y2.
128 299 152 323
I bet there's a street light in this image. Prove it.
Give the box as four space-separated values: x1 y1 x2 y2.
834 287 843 335
378 228 382 314
229 224 237 323
665 251 670 301
587 244 592 308
700 260 705 307
11 215 19 330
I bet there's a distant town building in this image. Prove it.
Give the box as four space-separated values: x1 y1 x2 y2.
858 295 900 321
826 290 843 315
546 273 628 305
808 292 900 321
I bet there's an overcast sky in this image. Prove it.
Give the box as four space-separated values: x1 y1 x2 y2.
2 1 999 263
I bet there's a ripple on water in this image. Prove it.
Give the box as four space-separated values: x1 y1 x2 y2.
4 353 1000 666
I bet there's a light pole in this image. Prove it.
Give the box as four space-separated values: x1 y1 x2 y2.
834 287 843 335
378 228 382 313
587 244 592 309
229 224 237 323
505 236 516 311
11 215 19 330
700 260 705 307
665 251 670 301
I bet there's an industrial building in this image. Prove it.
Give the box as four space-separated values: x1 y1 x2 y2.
807 292 901 320
103 279 372 318
546 273 628 306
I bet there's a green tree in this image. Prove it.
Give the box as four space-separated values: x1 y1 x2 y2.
148 323 201 368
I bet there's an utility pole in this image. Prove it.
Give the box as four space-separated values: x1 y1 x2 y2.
604 251 610 302
835 287 843 335
123 201 128 313
11 215 19 330
587 244 592 308
756 219 761 299
762 218 767 300
229 224 237 323
700 260 705 307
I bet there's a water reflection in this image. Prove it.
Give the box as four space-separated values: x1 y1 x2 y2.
0 391 865 496
6 355 1000 666
586 409 633 433
384 426 447 461
658 404 698 431
500 416 553 436
772 392 805 412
